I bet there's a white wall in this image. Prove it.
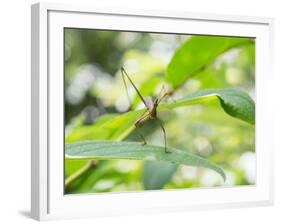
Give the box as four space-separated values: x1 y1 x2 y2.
0 0 280 223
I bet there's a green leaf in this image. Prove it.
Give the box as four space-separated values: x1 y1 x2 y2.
159 88 255 124
66 161 115 193
167 36 253 88
66 88 255 143
65 140 226 181
143 161 177 190
65 159 90 178
66 110 144 143
66 113 120 143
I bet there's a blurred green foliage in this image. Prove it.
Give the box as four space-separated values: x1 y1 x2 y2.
64 28 255 194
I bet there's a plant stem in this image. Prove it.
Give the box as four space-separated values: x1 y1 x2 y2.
65 160 97 189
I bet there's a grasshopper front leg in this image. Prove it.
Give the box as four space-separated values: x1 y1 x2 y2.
134 112 150 145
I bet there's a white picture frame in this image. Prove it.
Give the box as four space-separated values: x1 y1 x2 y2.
31 2 274 221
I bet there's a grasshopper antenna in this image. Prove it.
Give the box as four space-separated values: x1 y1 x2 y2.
120 67 132 110
121 67 149 109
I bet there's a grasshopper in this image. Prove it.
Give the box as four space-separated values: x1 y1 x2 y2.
121 67 171 153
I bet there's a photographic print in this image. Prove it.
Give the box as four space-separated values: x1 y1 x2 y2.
64 29 255 194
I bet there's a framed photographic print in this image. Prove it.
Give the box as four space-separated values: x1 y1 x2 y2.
31 2 274 221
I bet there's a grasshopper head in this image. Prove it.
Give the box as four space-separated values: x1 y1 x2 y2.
144 97 154 110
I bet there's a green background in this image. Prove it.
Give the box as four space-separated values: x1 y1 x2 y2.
64 29 255 194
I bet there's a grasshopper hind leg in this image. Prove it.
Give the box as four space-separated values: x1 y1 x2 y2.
156 118 170 153
134 111 149 146
134 124 147 146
